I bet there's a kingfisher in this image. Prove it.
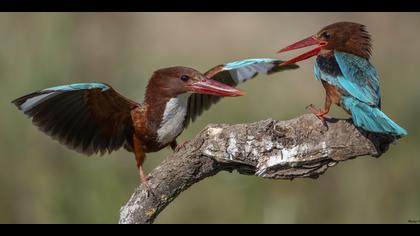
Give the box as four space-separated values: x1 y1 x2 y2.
12 59 298 188
277 22 407 137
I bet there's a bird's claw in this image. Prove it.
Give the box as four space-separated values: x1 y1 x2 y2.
175 140 190 152
142 176 150 190
315 111 327 121
306 104 328 127
138 166 153 196
141 177 155 197
306 104 321 114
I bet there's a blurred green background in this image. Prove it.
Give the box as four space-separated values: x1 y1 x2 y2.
0 13 419 224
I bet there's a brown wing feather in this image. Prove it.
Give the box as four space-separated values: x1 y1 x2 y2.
13 84 140 156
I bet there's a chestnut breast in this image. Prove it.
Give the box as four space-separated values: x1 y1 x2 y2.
322 81 342 106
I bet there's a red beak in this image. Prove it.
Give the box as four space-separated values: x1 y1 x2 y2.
188 79 245 97
277 36 327 66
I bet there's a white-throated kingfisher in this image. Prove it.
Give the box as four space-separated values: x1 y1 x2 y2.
277 22 407 137
12 59 298 188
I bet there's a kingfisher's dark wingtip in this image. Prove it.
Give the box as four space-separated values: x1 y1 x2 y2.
11 95 28 109
11 92 43 111
283 63 300 69
11 95 22 105
269 61 300 74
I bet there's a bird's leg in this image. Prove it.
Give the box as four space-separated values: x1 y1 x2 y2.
319 95 332 118
133 134 150 191
170 139 189 152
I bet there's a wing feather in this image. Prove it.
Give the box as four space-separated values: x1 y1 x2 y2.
13 83 139 155
334 51 381 107
185 58 298 127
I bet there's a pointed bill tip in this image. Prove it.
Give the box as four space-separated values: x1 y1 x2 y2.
189 79 244 97
236 90 246 97
277 48 290 54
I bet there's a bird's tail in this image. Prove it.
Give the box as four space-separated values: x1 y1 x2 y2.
342 96 407 136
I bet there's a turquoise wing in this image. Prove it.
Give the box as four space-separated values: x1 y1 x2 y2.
185 58 299 127
334 51 381 107
314 52 381 107
315 52 405 136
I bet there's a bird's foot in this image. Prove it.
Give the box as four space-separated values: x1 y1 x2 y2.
141 176 150 191
138 166 151 195
174 140 190 152
306 104 328 126
315 111 328 122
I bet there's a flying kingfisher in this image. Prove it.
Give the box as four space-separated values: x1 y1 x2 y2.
277 21 407 137
12 58 298 188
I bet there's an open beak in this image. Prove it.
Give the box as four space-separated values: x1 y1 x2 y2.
188 79 245 97
277 36 327 66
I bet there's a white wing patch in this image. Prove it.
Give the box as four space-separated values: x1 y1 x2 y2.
20 83 110 112
157 93 191 145
223 59 277 84
20 92 59 112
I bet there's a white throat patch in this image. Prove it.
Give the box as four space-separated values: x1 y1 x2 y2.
157 93 190 145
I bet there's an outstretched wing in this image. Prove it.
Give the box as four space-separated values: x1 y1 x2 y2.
334 51 381 107
184 58 299 127
12 83 140 155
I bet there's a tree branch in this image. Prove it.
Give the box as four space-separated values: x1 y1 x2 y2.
119 114 397 224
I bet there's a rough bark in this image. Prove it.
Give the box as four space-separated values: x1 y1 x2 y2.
119 114 397 224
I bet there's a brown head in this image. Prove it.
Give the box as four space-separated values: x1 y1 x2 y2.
145 66 244 100
278 22 372 65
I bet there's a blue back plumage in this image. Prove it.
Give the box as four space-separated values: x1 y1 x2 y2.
314 52 406 136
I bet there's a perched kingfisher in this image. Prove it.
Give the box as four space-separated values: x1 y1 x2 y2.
277 22 407 136
12 59 298 188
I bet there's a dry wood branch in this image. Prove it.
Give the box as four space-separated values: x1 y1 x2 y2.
119 114 397 224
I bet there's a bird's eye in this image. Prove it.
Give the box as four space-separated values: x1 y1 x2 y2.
180 75 190 82
322 31 331 40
